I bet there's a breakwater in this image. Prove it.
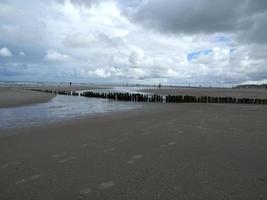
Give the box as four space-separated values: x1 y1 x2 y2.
29 89 267 105
81 91 163 102
29 89 79 96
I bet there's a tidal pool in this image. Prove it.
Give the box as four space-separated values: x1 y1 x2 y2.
0 94 142 131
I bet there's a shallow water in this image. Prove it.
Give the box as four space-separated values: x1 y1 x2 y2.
0 94 142 130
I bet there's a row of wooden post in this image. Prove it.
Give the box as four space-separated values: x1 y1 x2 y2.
166 95 267 104
81 92 164 103
30 89 267 105
29 89 79 96
81 91 267 105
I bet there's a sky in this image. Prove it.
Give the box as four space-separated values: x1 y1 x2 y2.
0 0 267 86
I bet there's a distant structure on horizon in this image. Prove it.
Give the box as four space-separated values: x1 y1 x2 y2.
234 84 267 89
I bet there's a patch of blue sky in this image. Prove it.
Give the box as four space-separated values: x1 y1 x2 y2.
187 49 213 62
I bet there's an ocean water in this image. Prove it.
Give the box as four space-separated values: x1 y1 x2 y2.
0 92 143 131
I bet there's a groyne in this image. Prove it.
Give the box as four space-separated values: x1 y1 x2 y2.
29 89 267 105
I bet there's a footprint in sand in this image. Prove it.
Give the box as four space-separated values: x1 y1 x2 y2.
108 138 119 142
58 156 78 164
29 174 42 181
119 138 129 142
177 131 183 135
143 127 153 132
78 187 92 198
131 154 143 159
103 147 116 153
127 154 143 164
142 131 152 135
97 181 115 189
0 163 9 169
15 178 27 185
51 152 66 158
160 142 176 148
77 181 115 198
80 144 88 148
196 125 208 130
127 160 135 164
15 174 42 185
108 138 129 143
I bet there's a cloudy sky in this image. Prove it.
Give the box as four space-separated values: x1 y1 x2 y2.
0 0 267 86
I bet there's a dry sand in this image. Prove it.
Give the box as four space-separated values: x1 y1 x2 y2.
142 87 267 99
0 103 267 199
0 87 56 108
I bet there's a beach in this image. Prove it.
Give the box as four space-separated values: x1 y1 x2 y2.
0 86 267 199
2 0 267 199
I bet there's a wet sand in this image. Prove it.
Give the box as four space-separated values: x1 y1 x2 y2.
142 87 267 99
0 103 267 199
0 87 56 108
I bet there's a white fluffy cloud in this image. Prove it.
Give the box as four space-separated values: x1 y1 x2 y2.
0 47 12 57
44 50 71 62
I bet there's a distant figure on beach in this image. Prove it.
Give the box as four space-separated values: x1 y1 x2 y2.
69 82 72 87
159 83 161 89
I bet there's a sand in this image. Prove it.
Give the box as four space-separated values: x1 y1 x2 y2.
0 87 56 108
142 87 267 99
0 84 111 108
0 103 267 199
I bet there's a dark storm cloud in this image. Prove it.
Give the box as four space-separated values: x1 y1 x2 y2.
247 0 267 12
238 12 267 44
131 0 242 33
129 0 267 43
